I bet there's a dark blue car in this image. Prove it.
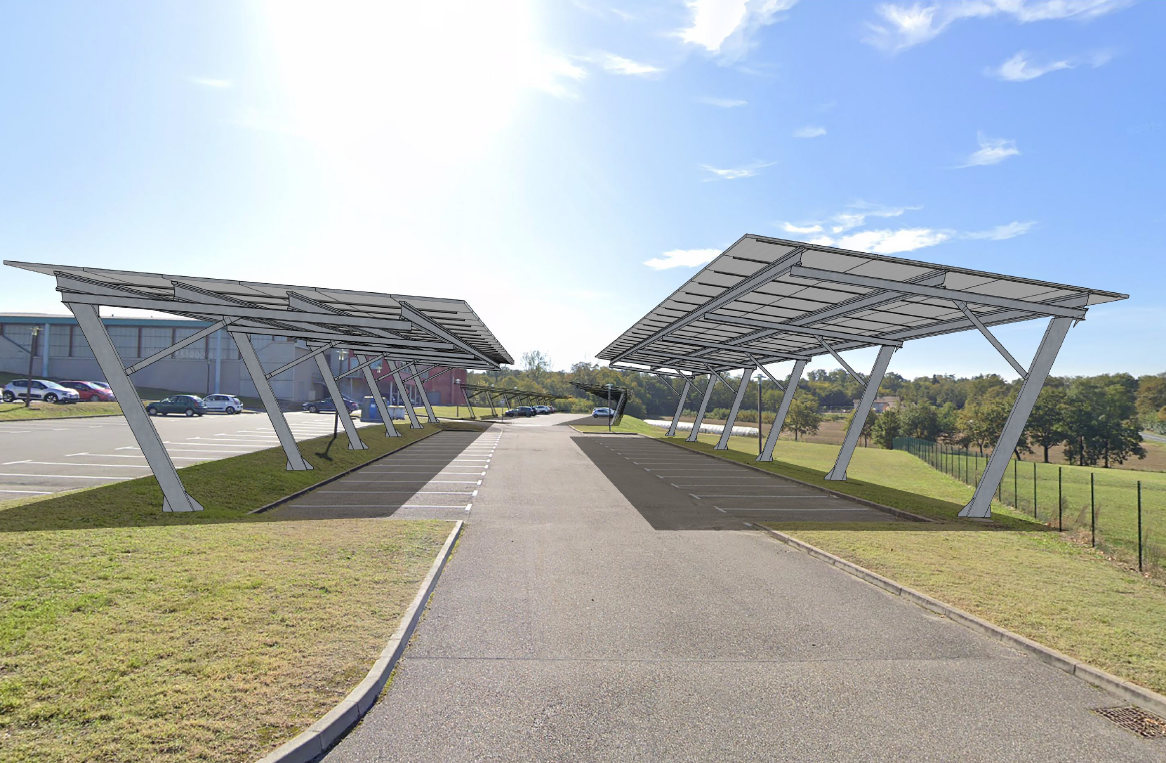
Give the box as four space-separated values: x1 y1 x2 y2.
302 396 359 414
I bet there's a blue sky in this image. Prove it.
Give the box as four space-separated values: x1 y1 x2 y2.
1 0 1162 379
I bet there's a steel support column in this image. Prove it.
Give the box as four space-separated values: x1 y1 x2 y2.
387 358 423 429
686 375 717 442
960 316 1074 518
410 364 439 422
315 353 367 450
358 354 400 437
667 378 692 436
716 366 756 450
68 302 204 512
233 332 314 470
826 345 896 481
758 360 807 462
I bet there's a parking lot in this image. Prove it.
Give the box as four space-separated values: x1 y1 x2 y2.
0 411 375 498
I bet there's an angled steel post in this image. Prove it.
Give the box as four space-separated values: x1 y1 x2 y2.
68 302 204 512
758 360 807 462
716 366 756 450
686 374 718 442
667 378 692 436
315 352 367 450
960 316 1075 518
613 389 628 426
386 358 423 429
357 354 400 437
410 364 439 422
826 345 896 481
233 332 314 471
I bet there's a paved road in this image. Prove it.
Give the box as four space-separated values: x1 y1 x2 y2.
324 417 1165 762
0 411 374 497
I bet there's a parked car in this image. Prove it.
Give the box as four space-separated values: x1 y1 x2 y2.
592 407 615 418
533 405 551 415
58 380 116 402
202 393 243 414
2 379 81 404
146 395 207 417
302 396 359 414
504 406 536 418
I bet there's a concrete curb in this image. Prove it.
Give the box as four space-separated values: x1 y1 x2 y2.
255 520 465 763
646 434 934 523
247 428 440 515
752 523 1166 718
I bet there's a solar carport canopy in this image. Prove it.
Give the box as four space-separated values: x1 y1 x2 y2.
597 234 1125 374
5 261 513 369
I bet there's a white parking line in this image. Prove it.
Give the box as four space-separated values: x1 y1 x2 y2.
18 461 151 469
0 488 53 494
0 472 132 480
692 494 828 499
317 490 474 495
714 506 872 512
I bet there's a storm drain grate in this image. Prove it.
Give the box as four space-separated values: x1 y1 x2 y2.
1093 706 1166 739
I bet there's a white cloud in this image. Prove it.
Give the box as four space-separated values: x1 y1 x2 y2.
793 125 826 138
821 228 954 254
964 220 1036 240
698 96 748 108
530 54 589 98
587 51 661 76
644 248 722 269
782 222 823 234
989 49 1112 81
191 77 232 88
865 0 1135 53
680 0 799 61
700 160 776 180
958 132 1020 167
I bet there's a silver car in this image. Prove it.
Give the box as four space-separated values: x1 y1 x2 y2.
2 379 81 404
202 393 244 414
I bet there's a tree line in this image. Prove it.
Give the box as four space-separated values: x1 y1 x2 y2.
468 351 1163 469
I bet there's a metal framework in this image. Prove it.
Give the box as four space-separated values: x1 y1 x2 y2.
6 260 511 512
597 235 1126 518
571 382 629 425
455 383 565 419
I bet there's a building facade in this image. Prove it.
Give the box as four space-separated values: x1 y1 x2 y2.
1 313 465 407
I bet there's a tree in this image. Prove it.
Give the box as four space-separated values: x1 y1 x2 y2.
936 402 960 444
959 397 1010 455
870 409 900 449
899 401 941 441
1023 385 1067 463
1062 379 1145 467
521 350 553 385
782 395 821 441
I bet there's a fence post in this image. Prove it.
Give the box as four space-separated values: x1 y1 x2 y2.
1090 472 1095 547
1033 461 1038 520
1138 480 1143 573
1058 466 1063 532
1013 456 1018 509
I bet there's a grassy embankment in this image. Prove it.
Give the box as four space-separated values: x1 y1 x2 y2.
593 416 1166 698
0 422 469 762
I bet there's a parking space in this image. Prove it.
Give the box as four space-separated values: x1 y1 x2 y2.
270 427 502 521
0 411 375 497
572 435 897 530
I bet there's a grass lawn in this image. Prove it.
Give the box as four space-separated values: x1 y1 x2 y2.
0 422 472 761
606 416 1166 697
0 400 125 421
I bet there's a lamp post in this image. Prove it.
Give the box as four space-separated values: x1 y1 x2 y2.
25 326 40 408
334 348 347 437
455 378 460 418
605 382 613 433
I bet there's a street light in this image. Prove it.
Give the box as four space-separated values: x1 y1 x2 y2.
25 326 40 408
455 378 460 418
604 382 613 433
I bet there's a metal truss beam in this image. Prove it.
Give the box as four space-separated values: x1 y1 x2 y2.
960 316 1075 518
955 301 1028 378
716 365 756 450
650 336 813 361
357 353 400 437
262 343 335 380
758 360 807 462
826 345 896 481
666 377 692 437
409 363 439 423
125 319 232 375
818 339 867 389
233 324 457 354
788 266 1088 319
68 302 204 511
386 358 423 429
687 373 718 443
706 315 904 347
399 301 497 369
315 353 367 450
611 248 805 363
234 332 314 471
747 355 785 392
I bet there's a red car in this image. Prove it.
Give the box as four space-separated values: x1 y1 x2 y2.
59 380 116 402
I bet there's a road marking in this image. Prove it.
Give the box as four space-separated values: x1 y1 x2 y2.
66 452 206 460
0 472 132 480
340 479 483 484
19 461 151 469
713 506 872 512
692 494 829 499
0 488 53 494
317 490 474 495
3 460 31 465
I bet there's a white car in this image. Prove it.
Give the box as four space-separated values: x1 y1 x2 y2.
202 393 243 414
2 379 81 404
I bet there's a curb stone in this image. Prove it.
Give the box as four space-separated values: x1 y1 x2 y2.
752 523 1166 719
645 434 934 523
254 520 464 763
248 428 440 514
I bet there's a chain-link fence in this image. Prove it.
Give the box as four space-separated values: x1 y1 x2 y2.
894 436 1164 578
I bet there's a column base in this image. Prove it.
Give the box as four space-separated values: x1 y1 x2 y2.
957 502 992 519
163 493 205 512
347 441 370 450
824 470 845 481
286 458 314 471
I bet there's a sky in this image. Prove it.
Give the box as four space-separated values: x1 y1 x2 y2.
1 0 1163 380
